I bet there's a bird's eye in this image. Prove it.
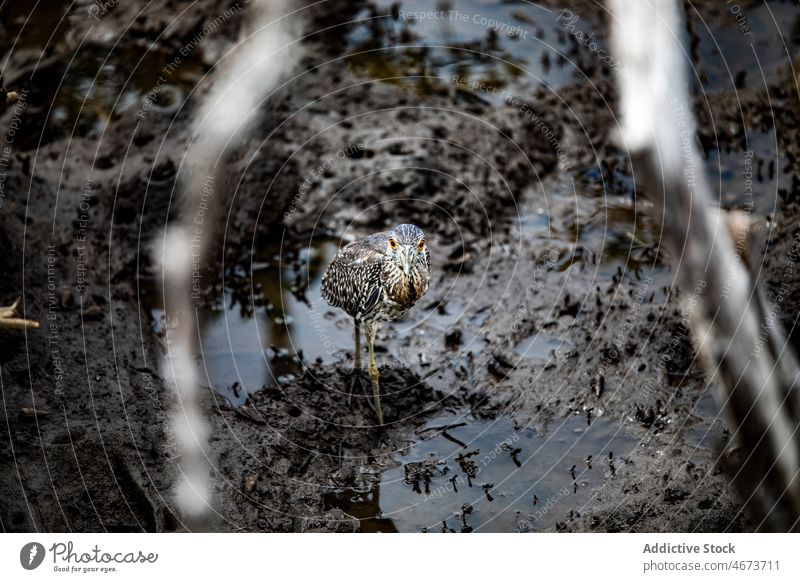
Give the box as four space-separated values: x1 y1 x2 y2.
389 238 397 250
417 240 425 252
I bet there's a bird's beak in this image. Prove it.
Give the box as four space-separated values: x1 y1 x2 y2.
399 245 414 276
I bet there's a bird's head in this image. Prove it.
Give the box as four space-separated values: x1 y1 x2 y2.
385 223 429 276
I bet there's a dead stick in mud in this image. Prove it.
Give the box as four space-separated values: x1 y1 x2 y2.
417 422 468 435
609 0 800 530
1 79 18 114
0 298 39 330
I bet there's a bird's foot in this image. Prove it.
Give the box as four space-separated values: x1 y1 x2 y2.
347 370 383 423
347 369 370 407
0 298 39 330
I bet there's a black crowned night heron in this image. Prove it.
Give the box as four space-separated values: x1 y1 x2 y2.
321 224 431 425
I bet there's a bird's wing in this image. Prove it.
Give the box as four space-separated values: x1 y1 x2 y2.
335 233 387 265
362 285 382 313
321 234 387 317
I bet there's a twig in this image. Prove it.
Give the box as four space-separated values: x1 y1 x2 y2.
0 298 39 330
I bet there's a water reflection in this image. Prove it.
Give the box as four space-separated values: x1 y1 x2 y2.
347 0 580 97
325 412 638 532
147 239 347 405
0 1 206 146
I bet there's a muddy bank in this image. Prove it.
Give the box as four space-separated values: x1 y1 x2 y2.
1 0 797 532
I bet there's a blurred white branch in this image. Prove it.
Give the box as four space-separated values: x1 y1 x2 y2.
156 0 302 526
610 0 800 530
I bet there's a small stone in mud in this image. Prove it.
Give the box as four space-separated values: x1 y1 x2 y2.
634 406 663 429
82 305 104 320
444 329 462 348
492 350 515 370
591 372 605 397
387 142 412 156
60 289 74 309
243 474 258 493
269 346 290 359
19 407 49 420
487 359 510 378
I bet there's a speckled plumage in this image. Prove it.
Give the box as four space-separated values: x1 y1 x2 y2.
321 224 431 425
321 224 431 324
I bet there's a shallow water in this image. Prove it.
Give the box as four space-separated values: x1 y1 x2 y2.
325 411 638 532
346 0 582 97
0 0 205 145
148 239 345 406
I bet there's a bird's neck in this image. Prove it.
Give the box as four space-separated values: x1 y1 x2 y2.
384 267 424 308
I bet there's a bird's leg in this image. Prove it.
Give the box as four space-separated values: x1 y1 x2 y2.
365 322 384 425
348 319 363 405
353 318 362 370
0 298 39 330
